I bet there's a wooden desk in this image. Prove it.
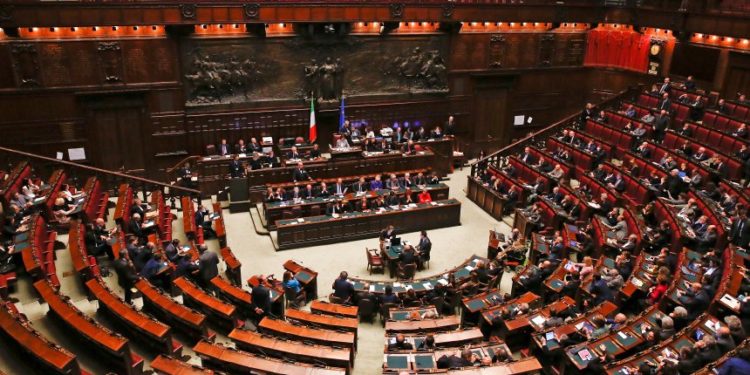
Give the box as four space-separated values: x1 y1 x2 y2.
173 277 240 332
150 354 214 374
350 255 487 296
210 276 254 318
258 317 356 351
247 275 285 317
285 308 358 336
212 202 227 247
388 306 439 321
475 292 542 325
219 247 242 286
193 340 346 375
229 329 352 370
466 176 508 221
84 278 180 357
384 328 484 350
0 300 81 375
34 280 140 374
135 279 213 342
385 316 460 333
263 184 449 229
276 199 461 250
283 259 319 300
310 300 358 319
197 147 440 197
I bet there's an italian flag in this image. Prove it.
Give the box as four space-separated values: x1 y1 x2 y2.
309 99 317 143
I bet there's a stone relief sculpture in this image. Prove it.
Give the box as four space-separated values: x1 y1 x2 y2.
383 47 447 92
183 49 271 104
302 57 344 102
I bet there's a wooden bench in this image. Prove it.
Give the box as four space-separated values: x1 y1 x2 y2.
34 279 143 375
84 278 182 357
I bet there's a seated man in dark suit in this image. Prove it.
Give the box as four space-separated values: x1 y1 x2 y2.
388 334 413 351
331 271 355 303
217 138 232 156
398 245 418 268
380 225 396 241
302 184 316 199
677 282 710 320
351 177 368 194
287 146 302 160
317 182 331 198
326 201 345 216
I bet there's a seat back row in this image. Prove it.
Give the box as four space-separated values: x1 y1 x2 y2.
508 156 551 192
637 93 692 125
622 151 668 181
653 200 683 251
0 300 82 374
84 277 182 357
149 190 173 244
701 110 747 135
0 161 31 209
526 146 573 179
80 177 109 223
545 137 594 177
583 119 636 158
577 174 620 208
113 184 133 227
683 123 749 157
720 100 750 121
662 131 742 180
556 184 590 220
486 166 527 202
600 162 651 207
686 191 727 248
20 213 59 287
33 279 143 375
642 142 711 183
568 128 614 159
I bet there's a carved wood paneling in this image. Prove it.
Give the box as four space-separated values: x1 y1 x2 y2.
97 41 124 83
11 43 41 88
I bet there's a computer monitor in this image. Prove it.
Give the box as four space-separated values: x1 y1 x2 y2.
391 237 401 246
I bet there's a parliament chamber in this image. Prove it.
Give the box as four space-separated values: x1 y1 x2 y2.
1 0 750 374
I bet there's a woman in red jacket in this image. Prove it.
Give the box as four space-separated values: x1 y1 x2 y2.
647 275 669 305
418 190 432 203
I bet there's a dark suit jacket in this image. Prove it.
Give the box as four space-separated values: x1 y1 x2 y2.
730 218 750 247
293 168 310 182
113 258 139 289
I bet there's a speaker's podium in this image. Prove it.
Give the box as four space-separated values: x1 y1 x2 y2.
228 178 251 213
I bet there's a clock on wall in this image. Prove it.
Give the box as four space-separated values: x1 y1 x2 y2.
648 39 665 76
650 43 662 56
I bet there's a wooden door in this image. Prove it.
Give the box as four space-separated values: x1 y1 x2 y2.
81 94 148 173
471 73 517 148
